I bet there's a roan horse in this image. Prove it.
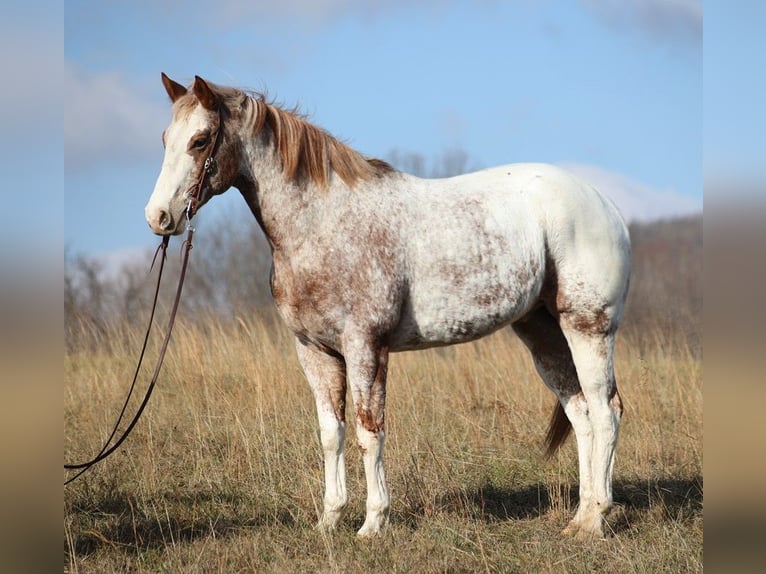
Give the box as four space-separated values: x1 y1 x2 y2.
146 74 631 539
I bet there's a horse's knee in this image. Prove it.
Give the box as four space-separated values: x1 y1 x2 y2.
356 424 385 456
317 408 345 452
320 425 344 454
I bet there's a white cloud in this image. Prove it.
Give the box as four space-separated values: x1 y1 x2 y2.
579 0 702 48
148 0 447 30
65 63 169 172
560 163 701 222
201 0 702 43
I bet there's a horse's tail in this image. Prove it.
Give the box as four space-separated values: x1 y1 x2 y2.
544 401 572 457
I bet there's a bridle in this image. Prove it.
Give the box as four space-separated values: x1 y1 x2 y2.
64 105 224 485
185 107 223 221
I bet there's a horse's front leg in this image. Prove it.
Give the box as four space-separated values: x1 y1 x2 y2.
344 335 390 537
295 339 348 531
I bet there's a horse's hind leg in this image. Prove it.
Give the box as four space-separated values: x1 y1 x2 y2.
295 339 349 531
557 314 623 539
512 307 598 535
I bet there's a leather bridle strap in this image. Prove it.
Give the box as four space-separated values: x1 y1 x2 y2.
186 107 223 220
65 106 223 485
64 237 169 483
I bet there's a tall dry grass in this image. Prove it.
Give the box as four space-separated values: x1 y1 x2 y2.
65 308 701 573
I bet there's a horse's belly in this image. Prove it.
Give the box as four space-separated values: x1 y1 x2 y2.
389 276 541 351
389 311 513 351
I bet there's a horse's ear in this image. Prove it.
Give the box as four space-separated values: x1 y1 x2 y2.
193 76 218 110
161 72 187 103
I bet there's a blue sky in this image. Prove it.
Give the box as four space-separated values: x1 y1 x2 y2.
64 0 705 258
704 1 766 185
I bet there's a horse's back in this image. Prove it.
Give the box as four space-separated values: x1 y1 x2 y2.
412 161 631 289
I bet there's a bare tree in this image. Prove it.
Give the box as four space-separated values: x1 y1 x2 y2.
386 147 479 178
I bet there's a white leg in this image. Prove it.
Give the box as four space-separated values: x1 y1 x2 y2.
561 328 621 538
344 336 390 537
512 308 596 534
356 425 389 537
295 340 348 530
560 393 595 535
317 409 347 530
513 306 622 538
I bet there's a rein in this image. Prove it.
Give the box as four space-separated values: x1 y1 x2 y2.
64 107 222 485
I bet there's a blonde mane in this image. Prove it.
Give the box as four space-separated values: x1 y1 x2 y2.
176 82 394 189
254 99 394 189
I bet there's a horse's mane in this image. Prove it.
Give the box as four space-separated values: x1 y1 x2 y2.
255 98 395 189
178 82 394 189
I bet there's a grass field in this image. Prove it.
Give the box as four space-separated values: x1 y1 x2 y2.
64 310 702 573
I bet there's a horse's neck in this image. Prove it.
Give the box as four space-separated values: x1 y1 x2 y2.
236 138 323 252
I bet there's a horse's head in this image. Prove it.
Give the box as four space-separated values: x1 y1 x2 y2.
145 74 242 236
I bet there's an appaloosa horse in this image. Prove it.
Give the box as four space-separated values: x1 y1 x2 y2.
145 74 631 539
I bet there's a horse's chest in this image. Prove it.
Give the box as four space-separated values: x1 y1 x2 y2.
270 264 341 343
269 253 400 348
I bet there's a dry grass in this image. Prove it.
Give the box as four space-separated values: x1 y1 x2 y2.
64 312 702 573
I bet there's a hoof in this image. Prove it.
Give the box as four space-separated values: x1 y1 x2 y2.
356 517 389 538
561 522 579 537
356 505 389 538
574 526 606 541
316 509 344 532
356 527 382 538
561 518 605 540
315 521 334 533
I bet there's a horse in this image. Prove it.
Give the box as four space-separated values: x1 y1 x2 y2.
145 74 631 539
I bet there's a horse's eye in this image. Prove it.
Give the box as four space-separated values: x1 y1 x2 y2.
191 135 209 150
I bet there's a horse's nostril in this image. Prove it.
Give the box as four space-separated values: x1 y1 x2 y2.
158 210 170 230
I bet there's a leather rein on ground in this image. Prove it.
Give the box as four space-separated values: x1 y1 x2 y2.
64 108 223 486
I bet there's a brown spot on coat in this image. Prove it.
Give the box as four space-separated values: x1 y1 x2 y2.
354 345 389 435
566 307 612 336
356 406 379 434
329 377 347 423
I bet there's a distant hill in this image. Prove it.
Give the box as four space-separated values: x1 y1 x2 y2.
622 214 702 355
